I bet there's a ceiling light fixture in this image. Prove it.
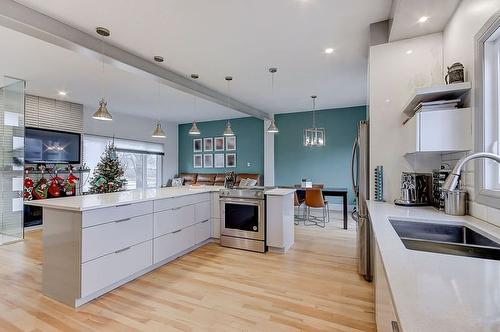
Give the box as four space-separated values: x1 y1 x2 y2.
324 48 334 54
93 27 113 121
418 16 429 23
266 67 279 134
406 49 413 55
223 76 235 136
151 56 166 138
189 74 201 135
303 95 325 147
58 91 67 96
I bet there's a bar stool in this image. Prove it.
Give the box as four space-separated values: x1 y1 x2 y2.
304 188 329 228
294 191 305 225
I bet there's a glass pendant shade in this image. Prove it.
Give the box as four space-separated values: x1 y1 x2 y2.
223 120 235 136
303 127 325 146
303 95 325 147
93 98 112 121
188 121 201 135
267 119 279 133
152 122 166 138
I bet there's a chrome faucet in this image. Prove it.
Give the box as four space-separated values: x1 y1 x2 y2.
442 152 500 191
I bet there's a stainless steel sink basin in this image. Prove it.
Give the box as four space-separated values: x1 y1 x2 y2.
390 219 500 261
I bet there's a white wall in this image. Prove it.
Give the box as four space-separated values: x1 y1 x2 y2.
369 33 443 202
263 119 275 186
442 0 500 227
83 107 178 183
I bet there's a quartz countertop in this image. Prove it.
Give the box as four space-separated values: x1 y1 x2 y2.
264 188 296 196
367 201 500 332
25 186 222 212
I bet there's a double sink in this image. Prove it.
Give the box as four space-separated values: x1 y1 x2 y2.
390 219 500 261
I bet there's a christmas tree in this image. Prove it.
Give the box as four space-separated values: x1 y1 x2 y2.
88 143 127 194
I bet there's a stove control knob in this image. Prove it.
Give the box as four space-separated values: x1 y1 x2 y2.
256 191 263 197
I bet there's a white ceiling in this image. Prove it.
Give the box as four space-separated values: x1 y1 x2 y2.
389 0 460 42
7 0 391 121
0 25 243 123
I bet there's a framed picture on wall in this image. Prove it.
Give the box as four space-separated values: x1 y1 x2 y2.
214 137 225 151
203 154 213 168
214 153 224 168
193 138 202 152
203 137 213 151
193 154 203 168
226 136 236 151
226 153 236 168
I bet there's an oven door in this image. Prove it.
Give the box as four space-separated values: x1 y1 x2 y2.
220 198 265 241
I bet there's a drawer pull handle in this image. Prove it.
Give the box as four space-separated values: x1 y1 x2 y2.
172 229 183 234
172 206 182 210
114 218 131 223
116 203 132 207
201 220 209 223
115 246 131 254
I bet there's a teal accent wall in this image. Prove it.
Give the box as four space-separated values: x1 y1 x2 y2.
275 106 367 204
178 117 264 174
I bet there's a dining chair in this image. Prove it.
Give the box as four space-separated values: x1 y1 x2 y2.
312 184 330 222
304 188 329 228
294 192 305 225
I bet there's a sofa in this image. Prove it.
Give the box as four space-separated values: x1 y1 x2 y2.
177 173 261 186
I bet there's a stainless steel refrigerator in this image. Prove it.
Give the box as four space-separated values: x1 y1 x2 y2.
351 120 372 281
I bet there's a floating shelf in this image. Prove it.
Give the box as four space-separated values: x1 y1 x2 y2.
402 82 471 118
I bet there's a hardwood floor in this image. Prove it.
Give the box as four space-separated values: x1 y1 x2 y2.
0 213 375 332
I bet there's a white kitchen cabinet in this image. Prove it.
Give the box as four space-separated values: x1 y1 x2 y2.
266 192 294 252
81 240 152 297
195 200 210 223
82 201 153 228
153 225 196 264
374 240 400 332
154 204 196 237
195 220 211 244
406 108 472 153
82 213 153 262
210 192 221 239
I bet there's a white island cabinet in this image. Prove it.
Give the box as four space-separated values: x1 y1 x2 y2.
26 187 217 307
265 188 295 252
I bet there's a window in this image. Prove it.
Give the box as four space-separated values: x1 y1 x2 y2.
83 135 164 192
475 13 500 207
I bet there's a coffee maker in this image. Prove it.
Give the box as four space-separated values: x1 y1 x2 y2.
394 172 432 206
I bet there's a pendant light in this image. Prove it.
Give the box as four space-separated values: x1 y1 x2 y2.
303 96 326 147
92 27 113 121
189 74 201 135
223 76 235 136
266 67 279 133
151 55 166 138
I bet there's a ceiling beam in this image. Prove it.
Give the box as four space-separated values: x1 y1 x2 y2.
0 0 272 120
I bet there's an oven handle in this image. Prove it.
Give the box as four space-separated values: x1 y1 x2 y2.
219 198 264 206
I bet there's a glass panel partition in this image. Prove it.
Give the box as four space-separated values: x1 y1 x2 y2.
0 77 25 244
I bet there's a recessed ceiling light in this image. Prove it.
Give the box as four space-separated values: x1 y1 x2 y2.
153 56 164 63
324 48 334 54
58 91 67 96
385 99 391 103
406 49 413 55
96 27 110 37
418 16 429 23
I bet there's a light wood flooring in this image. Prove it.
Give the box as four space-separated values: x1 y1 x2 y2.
0 213 375 332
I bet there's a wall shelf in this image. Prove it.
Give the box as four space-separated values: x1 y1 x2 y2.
402 82 471 118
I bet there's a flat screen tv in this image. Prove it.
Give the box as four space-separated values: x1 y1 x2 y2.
25 127 81 164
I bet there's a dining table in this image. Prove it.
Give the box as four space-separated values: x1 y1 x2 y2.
292 187 349 229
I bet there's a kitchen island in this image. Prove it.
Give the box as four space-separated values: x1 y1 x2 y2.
368 201 500 332
26 186 295 307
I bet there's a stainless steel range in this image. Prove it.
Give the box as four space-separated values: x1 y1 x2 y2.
219 187 266 252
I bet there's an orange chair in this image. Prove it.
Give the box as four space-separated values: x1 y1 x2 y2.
304 188 329 228
294 192 305 225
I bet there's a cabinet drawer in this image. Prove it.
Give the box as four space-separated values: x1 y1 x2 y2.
195 200 211 223
154 204 195 237
195 220 211 244
82 214 153 263
153 225 196 264
154 193 208 212
81 240 152 297
82 201 153 228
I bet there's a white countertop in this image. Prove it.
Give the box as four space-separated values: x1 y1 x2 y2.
264 188 296 196
367 201 500 332
25 186 296 211
25 186 222 212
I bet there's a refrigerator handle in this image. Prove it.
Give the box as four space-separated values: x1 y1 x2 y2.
351 136 359 195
